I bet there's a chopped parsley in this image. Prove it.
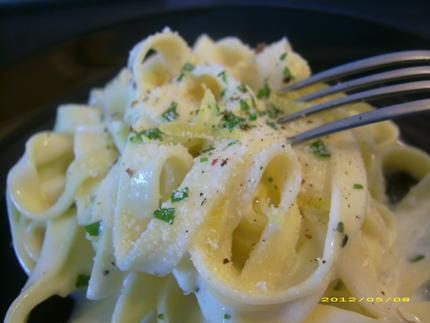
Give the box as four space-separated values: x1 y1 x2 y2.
266 120 278 130
224 140 240 150
251 97 257 109
309 139 331 158
220 111 245 130
200 156 209 162
142 128 163 140
279 52 287 61
220 88 226 98
224 314 231 320
333 279 344 291
409 254 425 263
161 102 179 121
129 133 143 143
153 207 175 224
248 113 257 121
257 110 267 117
129 128 163 143
75 274 90 288
239 99 250 112
171 187 189 202
257 81 271 99
266 105 282 118
85 221 101 236
336 221 344 233
283 66 293 82
353 183 364 190
158 313 165 320
237 84 247 93
177 62 195 81
217 70 228 83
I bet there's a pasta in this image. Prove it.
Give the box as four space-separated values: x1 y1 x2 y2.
5 28 430 323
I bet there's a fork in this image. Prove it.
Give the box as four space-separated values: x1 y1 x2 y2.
277 51 430 144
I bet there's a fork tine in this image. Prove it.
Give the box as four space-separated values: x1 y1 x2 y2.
283 50 430 92
288 99 430 144
299 66 430 102
278 80 430 123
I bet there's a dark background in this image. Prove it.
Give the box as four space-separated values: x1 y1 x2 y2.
1 0 430 68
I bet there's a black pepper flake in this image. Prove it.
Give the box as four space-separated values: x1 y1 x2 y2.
199 192 203 197
195 287 200 293
221 158 229 167
103 270 110 276
223 258 230 264
381 290 385 295
200 198 207 206
111 261 116 266
125 168 135 177
341 234 349 248
322 260 326 264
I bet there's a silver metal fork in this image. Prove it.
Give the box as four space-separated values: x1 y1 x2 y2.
277 51 430 144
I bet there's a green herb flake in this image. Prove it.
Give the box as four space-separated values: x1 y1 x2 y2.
161 102 179 121
251 97 257 109
333 279 344 291
177 62 195 81
257 110 267 117
224 314 231 320
220 111 245 130
248 113 257 121
171 187 189 202
279 52 287 61
129 133 143 143
142 128 163 140
237 84 247 93
200 156 209 163
224 140 240 150
257 82 271 99
217 70 228 83
85 221 101 236
336 221 344 233
75 274 90 288
353 183 364 190
268 177 274 183
266 105 282 118
309 139 331 158
283 66 293 82
153 208 175 224
409 254 425 263
239 99 250 112
266 120 278 130
158 313 165 320
220 88 226 98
